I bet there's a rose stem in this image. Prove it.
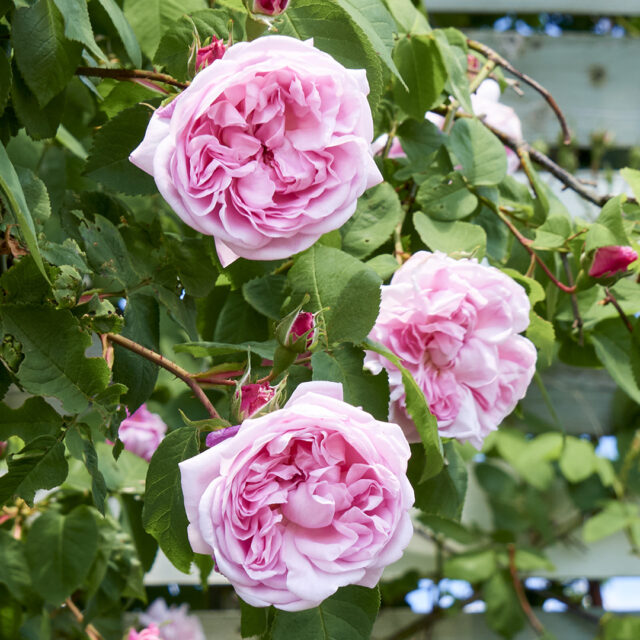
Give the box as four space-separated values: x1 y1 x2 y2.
467 38 571 145
64 598 104 640
105 333 221 420
603 287 634 333
560 253 584 345
76 66 189 89
508 544 547 636
472 189 577 294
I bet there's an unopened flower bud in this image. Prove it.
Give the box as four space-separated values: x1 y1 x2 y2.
196 37 227 71
289 311 315 348
588 245 638 278
237 382 277 420
251 0 289 16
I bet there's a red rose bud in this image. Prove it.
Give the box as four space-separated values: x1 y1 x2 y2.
237 382 277 420
252 0 289 15
289 311 315 348
0 441 6 458
196 37 227 71
588 245 638 278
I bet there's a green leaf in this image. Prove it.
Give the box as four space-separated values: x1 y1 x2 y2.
585 195 629 253
416 172 478 221
123 0 208 59
312 344 389 421
175 339 276 360
559 436 596 483
414 211 486 258
341 183 403 259
409 441 466 519
239 599 269 639
397 118 444 168
214 290 268 344
168 236 218 298
79 214 140 291
444 549 496 582
433 30 471 113
484 572 526 639
99 81 162 119
449 118 507 186
364 339 443 479
142 426 199 573
0 531 32 603
0 397 63 442
154 8 246 81
11 64 66 141
242 274 288 321
382 0 430 35
271 585 379 640
0 436 68 506
600 614 640 640
274 0 383 113
0 143 49 282
393 35 446 120
583 501 639 543
532 214 572 250
591 318 640 404
26 506 98 605
82 437 108 515
121 494 159 572
289 246 382 346
51 0 107 61
332 0 403 85
0 51 11 118
621 167 640 203
366 254 398 280
0 305 110 413
526 312 555 368
84 104 157 196
96 0 142 67
11 0 81 107
113 294 160 411
0 586 22 640
18 169 51 224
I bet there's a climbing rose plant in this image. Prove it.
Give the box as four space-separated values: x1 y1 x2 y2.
0 1 639 639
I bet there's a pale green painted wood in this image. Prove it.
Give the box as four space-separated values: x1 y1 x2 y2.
426 0 640 14
463 31 640 147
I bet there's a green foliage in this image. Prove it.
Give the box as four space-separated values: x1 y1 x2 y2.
270 586 380 640
0 0 639 636
142 427 199 573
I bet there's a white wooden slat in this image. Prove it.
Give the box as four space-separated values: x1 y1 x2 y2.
464 31 640 146
425 0 640 14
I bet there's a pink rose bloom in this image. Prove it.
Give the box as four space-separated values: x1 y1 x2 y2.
237 382 276 419
179 381 414 611
128 624 162 640
251 0 289 15
130 36 381 267
364 252 537 449
118 404 167 462
370 134 406 159
588 245 638 278
139 599 205 640
195 37 226 71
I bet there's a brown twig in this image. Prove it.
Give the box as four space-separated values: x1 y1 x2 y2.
432 106 624 208
561 253 584 346
603 287 634 333
473 190 577 294
105 333 221 419
64 598 104 640
508 545 546 636
76 66 189 89
467 38 571 145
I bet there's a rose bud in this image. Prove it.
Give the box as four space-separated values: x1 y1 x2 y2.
118 404 167 462
365 251 537 450
289 311 315 348
0 441 6 458
588 245 638 278
180 381 414 611
195 37 227 71
139 598 205 640
236 382 277 420
251 0 289 16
